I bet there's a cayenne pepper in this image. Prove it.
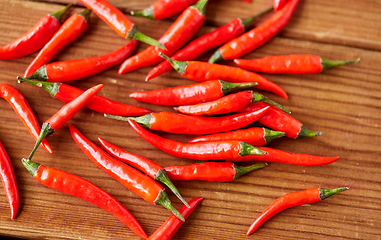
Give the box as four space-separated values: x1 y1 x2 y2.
274 0 288 11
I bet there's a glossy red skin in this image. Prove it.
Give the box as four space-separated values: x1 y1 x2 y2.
24 13 89 77
46 40 137 82
234 54 323 74
118 6 205 74
33 164 147 239
151 0 199 19
176 90 253 115
0 141 18 219
0 84 51 153
247 188 321 235
0 15 60 60
148 197 203 240
146 18 245 80
274 0 288 11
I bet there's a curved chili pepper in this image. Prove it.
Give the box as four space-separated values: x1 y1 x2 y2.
148 197 203 240
21 158 147 239
69 125 185 221
274 0 288 11
145 7 272 81
0 141 18 219
189 127 285 146
165 162 267 182
208 0 300 63
18 78 151 117
106 107 269 135
130 80 257 106
0 4 71 60
0 84 51 153
159 54 288 99
24 8 92 78
128 119 267 160
24 40 137 82
118 0 208 74
234 55 360 74
98 137 189 207
247 187 349 235
238 102 321 139
79 0 164 48
26 84 103 160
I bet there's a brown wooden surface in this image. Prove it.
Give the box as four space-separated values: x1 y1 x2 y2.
0 0 380 239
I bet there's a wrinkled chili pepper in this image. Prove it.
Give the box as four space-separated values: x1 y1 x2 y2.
118 0 208 74
0 141 18 219
128 119 267 160
0 4 71 60
148 197 203 240
24 8 92 78
208 0 300 63
69 125 185 221
98 137 189 207
247 187 349 235
274 0 288 11
21 158 147 239
159 53 288 99
0 84 51 153
79 0 164 48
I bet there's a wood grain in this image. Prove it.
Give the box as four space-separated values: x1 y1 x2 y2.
0 0 380 239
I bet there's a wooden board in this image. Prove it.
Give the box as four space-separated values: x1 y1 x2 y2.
0 0 380 239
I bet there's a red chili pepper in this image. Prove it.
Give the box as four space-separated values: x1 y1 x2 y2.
234 55 360 74
189 127 285 146
238 102 321 139
106 107 269 135
274 0 288 11
69 125 185 221
79 0 164 48
0 84 51 153
208 0 300 63
148 197 203 240
145 7 272 81
165 162 267 182
118 0 208 74
128 119 267 160
0 141 18 219
26 84 103 160
24 8 92 78
130 80 257 106
0 4 71 60
21 158 147 239
98 137 189 207
247 187 349 235
159 54 288 99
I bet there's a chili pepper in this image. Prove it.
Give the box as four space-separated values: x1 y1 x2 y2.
18 78 151 117
128 119 267 160
131 0 198 19
79 0 164 49
159 53 288 99
106 107 269 135
69 125 185 221
148 197 203 240
247 187 349 235
238 102 321 139
189 127 285 146
208 0 300 63
145 6 272 81
24 40 137 82
24 8 92 78
0 141 18 219
0 84 51 153
130 80 257 106
26 84 103 161
274 0 288 11
234 55 360 74
118 0 208 74
175 91 290 115
21 158 147 239
165 162 267 182
98 137 189 207
0 4 71 60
